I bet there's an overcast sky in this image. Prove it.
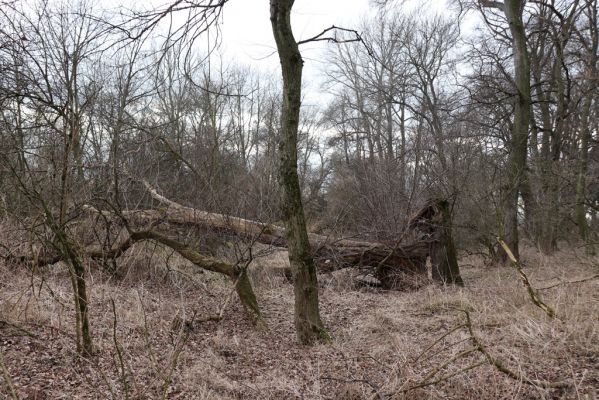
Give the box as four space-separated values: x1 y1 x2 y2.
132 0 452 106
211 0 452 103
214 0 372 104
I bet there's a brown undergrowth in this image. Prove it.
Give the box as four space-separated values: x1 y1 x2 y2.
0 243 598 399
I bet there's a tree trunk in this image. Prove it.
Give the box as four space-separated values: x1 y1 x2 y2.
575 1 597 255
429 200 463 286
49 218 94 357
501 0 532 262
409 199 463 286
576 96 594 254
270 0 329 344
126 183 430 288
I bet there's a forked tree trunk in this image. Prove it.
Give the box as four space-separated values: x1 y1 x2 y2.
49 218 94 357
270 0 329 344
69 253 94 357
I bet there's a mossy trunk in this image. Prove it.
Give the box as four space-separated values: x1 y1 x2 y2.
56 233 93 356
130 230 266 328
234 267 267 329
43 205 94 357
71 255 94 356
270 0 329 344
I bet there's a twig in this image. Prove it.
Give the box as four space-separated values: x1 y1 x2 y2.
0 349 19 400
110 299 130 400
417 347 479 386
136 290 160 378
298 25 362 45
321 376 384 400
0 319 39 339
160 330 189 400
538 274 599 291
497 238 557 318
413 324 466 363
399 361 487 392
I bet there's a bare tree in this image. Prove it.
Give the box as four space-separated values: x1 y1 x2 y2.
270 0 329 344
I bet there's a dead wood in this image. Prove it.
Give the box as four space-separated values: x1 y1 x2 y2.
498 238 557 318
136 181 431 289
9 186 458 291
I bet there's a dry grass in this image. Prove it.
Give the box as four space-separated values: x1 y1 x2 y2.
0 243 598 399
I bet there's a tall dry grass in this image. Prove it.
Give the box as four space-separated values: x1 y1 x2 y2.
0 241 597 399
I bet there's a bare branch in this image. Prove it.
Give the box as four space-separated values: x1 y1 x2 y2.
498 238 557 318
479 0 506 11
298 25 363 45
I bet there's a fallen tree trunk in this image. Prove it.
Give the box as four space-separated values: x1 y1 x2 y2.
20 188 453 290
5 236 137 269
18 185 455 290
83 204 429 289
128 181 431 289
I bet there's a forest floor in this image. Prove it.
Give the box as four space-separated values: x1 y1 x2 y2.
1 242 598 399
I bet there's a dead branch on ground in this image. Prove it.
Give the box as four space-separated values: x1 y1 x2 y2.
537 274 599 290
498 238 557 318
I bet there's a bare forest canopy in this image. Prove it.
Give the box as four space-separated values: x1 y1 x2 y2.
0 0 598 364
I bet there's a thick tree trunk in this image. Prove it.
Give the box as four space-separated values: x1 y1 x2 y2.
501 0 532 262
270 0 328 344
429 200 463 286
409 199 463 286
18 193 442 295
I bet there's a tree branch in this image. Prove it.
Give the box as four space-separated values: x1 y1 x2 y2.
298 25 363 45
480 0 506 11
498 238 557 318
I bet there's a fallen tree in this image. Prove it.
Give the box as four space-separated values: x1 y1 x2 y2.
127 181 432 289
6 185 463 328
79 182 460 290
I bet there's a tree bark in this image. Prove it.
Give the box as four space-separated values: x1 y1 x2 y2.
270 0 329 344
429 200 463 286
409 199 463 286
576 95 594 254
47 213 94 357
500 0 532 262
129 230 266 328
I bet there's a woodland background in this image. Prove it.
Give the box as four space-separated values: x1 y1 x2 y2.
0 0 598 398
